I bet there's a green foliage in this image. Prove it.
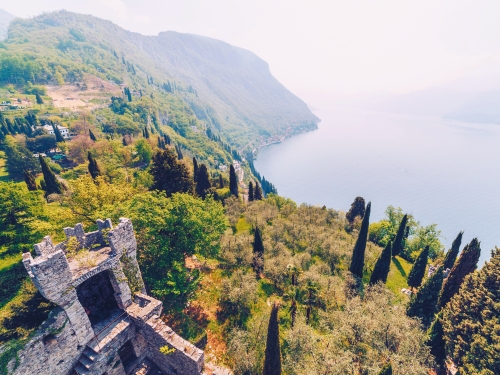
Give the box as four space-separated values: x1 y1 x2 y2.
441 247 500 375
438 238 481 309
391 214 407 257
134 139 153 164
195 163 211 199
248 181 254 202
378 363 392 375
229 164 238 196
3 136 40 178
252 227 265 276
87 151 101 179
407 246 429 288
349 201 371 279
39 154 62 195
346 196 365 224
426 312 446 368
407 267 444 327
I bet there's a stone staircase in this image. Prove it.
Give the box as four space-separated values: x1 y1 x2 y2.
73 346 99 375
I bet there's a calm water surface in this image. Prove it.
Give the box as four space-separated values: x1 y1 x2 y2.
255 107 500 264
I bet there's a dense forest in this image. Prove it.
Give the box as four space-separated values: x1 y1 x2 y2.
0 10 498 375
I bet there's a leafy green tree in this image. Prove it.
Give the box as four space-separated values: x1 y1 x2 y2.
23 169 37 191
248 181 254 202
127 192 226 308
52 123 65 143
438 238 481 309
370 241 392 285
346 196 365 225
229 164 238 196
4 136 40 178
254 181 263 200
135 138 153 164
407 246 429 289
150 149 193 197
39 155 62 195
89 129 97 142
443 231 463 270
263 303 281 375
26 134 57 153
349 201 371 278
0 182 48 250
378 363 392 375
441 247 500 375
87 151 101 179
407 266 444 327
391 214 407 257
252 227 265 277
195 163 211 199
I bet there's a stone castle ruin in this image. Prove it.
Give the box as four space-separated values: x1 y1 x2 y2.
14 218 229 375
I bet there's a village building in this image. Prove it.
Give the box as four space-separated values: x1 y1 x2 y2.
43 124 72 139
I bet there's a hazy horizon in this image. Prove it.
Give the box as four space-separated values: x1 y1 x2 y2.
3 0 500 104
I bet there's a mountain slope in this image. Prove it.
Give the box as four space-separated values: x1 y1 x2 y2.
0 9 15 40
3 11 318 149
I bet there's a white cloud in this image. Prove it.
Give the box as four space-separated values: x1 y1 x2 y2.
96 0 128 20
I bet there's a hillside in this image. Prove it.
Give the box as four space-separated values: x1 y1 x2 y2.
0 9 15 40
2 10 318 150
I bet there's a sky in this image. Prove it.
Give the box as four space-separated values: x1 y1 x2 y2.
3 0 500 98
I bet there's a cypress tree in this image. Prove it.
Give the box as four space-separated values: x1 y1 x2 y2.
370 241 392 285
193 157 199 180
89 129 97 142
426 312 446 369
407 266 444 327
443 231 463 270
346 196 366 225
51 124 65 143
150 148 193 197
35 93 43 105
195 163 211 199
407 246 429 289
39 155 62 195
248 181 254 201
144 127 150 139
219 174 224 188
392 214 408 257
126 87 132 102
438 238 481 309
87 152 101 179
262 303 281 375
23 169 37 191
349 201 371 279
254 181 263 200
252 227 265 276
378 363 392 375
229 164 238 196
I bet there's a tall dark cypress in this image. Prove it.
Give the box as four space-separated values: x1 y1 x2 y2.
87 152 101 179
370 241 392 285
144 127 150 139
252 227 265 276
193 157 199 180
391 214 408 257
377 363 392 375
262 303 281 375
254 181 263 200
426 312 446 370
438 238 480 309
407 266 444 327
248 181 254 201
219 174 224 188
443 231 463 270
23 169 37 191
39 155 62 195
89 129 97 142
349 201 371 278
195 163 211 199
52 123 65 143
126 87 132 102
407 246 429 288
229 164 238 196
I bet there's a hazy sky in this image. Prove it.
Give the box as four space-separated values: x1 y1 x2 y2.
3 0 500 97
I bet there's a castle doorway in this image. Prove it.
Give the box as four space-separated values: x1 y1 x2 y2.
76 270 119 326
118 340 137 371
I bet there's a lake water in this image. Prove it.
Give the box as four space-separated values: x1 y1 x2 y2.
255 107 500 264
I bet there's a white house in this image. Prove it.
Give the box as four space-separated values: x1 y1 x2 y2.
43 124 71 139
